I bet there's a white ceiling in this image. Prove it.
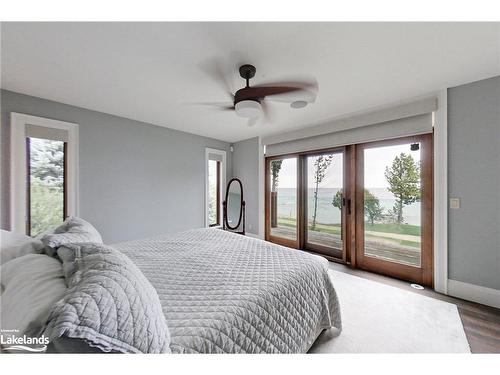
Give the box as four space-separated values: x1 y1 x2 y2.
1 22 499 143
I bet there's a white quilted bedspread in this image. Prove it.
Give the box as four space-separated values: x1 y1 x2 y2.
113 228 341 353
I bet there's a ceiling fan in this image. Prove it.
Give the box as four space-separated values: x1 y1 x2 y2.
195 64 317 126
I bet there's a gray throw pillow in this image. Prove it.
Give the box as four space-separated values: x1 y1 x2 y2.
41 217 103 255
44 243 171 353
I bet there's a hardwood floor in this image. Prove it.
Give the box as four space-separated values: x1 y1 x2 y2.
329 262 500 353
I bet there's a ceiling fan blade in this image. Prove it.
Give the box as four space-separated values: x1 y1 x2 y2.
254 78 318 102
261 100 273 123
235 79 318 101
256 74 318 89
255 80 318 90
235 86 302 101
186 101 234 111
198 57 235 102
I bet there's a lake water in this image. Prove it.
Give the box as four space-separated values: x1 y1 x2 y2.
276 187 421 226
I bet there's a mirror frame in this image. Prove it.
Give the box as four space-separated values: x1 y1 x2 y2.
223 178 244 231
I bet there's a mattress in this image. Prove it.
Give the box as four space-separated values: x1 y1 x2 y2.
113 228 341 353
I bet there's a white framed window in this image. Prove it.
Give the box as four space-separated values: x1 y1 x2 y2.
205 148 226 228
10 113 79 235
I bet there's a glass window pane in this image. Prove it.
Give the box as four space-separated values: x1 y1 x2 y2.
306 153 343 251
269 158 297 241
28 137 65 236
363 143 422 267
208 160 218 226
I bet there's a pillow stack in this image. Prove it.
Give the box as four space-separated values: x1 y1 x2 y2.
0 217 104 349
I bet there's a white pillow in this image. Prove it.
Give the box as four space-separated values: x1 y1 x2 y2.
41 217 103 254
0 230 44 265
0 254 67 337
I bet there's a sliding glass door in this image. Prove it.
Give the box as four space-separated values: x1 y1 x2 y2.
265 149 348 259
355 134 433 285
305 150 346 258
266 156 299 248
265 134 433 286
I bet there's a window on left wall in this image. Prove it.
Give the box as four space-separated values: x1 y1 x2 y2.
10 113 79 235
208 159 220 227
26 137 66 236
205 148 226 228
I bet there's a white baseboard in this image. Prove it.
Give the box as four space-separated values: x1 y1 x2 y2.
245 232 262 239
447 279 500 309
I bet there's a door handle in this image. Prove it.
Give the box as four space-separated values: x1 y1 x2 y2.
342 197 351 215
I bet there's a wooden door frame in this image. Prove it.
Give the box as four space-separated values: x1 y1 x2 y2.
301 147 347 260
355 133 434 287
264 146 349 260
25 138 31 235
264 154 300 248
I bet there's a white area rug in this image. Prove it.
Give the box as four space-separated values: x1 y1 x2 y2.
309 271 471 353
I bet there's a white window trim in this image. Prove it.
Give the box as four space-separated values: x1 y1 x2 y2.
204 148 226 228
433 89 448 294
10 113 79 234
258 138 265 239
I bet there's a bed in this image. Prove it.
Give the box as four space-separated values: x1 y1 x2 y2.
113 228 342 353
1 224 341 354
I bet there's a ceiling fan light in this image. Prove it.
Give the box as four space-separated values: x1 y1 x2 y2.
235 100 262 118
291 100 308 109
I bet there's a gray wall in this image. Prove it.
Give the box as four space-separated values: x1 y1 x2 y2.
448 76 500 290
1 90 232 243
231 137 260 235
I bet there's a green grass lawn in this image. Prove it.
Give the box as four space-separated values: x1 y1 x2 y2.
276 217 296 228
277 217 342 235
364 223 421 236
276 217 421 248
400 240 421 248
